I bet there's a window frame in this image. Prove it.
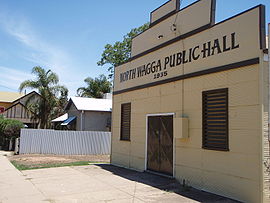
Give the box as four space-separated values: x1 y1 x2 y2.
120 103 131 141
202 88 229 151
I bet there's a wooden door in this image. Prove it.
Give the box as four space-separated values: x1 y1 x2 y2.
147 115 173 176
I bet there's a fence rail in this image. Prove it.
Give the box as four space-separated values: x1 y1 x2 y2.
19 129 111 155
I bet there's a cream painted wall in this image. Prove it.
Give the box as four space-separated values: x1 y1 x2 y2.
262 60 270 202
112 64 265 202
116 6 261 93
263 24 270 202
132 0 212 57
112 1 268 202
150 0 178 24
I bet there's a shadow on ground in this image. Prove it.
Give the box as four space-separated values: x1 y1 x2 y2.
96 164 241 203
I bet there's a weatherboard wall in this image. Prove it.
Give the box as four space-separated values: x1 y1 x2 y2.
82 111 111 132
67 103 111 131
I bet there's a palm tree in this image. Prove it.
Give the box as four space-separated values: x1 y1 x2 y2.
19 66 68 129
77 74 111 98
50 86 68 121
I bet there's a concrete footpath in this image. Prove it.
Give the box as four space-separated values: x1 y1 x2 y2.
0 154 47 203
0 153 239 203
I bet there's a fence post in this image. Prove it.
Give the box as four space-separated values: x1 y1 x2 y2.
14 138 19 154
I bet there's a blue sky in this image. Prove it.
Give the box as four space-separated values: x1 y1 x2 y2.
0 0 269 96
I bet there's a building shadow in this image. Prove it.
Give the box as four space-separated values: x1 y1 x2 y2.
95 164 241 203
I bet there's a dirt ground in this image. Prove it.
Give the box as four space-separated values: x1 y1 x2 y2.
8 154 110 166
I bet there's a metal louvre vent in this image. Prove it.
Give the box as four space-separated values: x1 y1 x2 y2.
120 103 131 141
202 88 229 151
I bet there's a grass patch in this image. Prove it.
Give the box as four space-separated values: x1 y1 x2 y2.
10 160 106 171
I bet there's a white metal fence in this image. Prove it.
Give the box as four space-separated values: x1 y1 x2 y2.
19 129 111 155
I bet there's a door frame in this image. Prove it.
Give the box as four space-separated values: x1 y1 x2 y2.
145 113 175 177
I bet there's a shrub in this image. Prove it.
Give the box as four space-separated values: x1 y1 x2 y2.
0 118 24 150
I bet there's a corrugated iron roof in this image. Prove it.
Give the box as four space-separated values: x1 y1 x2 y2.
68 97 112 112
0 91 25 103
51 113 68 122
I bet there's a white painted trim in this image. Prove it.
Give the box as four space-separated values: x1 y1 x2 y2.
146 113 175 117
173 135 176 177
145 112 175 177
145 117 148 171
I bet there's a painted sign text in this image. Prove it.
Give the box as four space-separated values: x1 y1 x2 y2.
119 32 239 83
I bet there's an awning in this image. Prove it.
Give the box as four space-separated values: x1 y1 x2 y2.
61 116 76 126
51 113 68 122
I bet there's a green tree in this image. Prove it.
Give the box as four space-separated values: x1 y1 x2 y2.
50 86 69 120
19 66 68 129
77 74 111 98
97 23 149 78
2 119 24 139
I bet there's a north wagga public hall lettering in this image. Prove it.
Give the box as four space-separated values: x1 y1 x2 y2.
120 33 239 83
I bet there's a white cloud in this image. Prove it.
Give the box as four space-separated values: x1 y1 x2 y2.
0 66 32 92
0 12 85 96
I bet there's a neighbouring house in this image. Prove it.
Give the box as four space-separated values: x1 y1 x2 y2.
0 91 24 113
1 91 41 128
111 0 269 202
52 96 112 131
51 113 68 130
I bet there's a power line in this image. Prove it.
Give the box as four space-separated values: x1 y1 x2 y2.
0 84 18 92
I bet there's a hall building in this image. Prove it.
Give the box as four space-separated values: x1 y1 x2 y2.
111 0 270 202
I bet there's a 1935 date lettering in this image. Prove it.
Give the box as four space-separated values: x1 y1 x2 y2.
154 71 167 79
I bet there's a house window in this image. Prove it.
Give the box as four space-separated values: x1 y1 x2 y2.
120 103 131 141
202 88 229 151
